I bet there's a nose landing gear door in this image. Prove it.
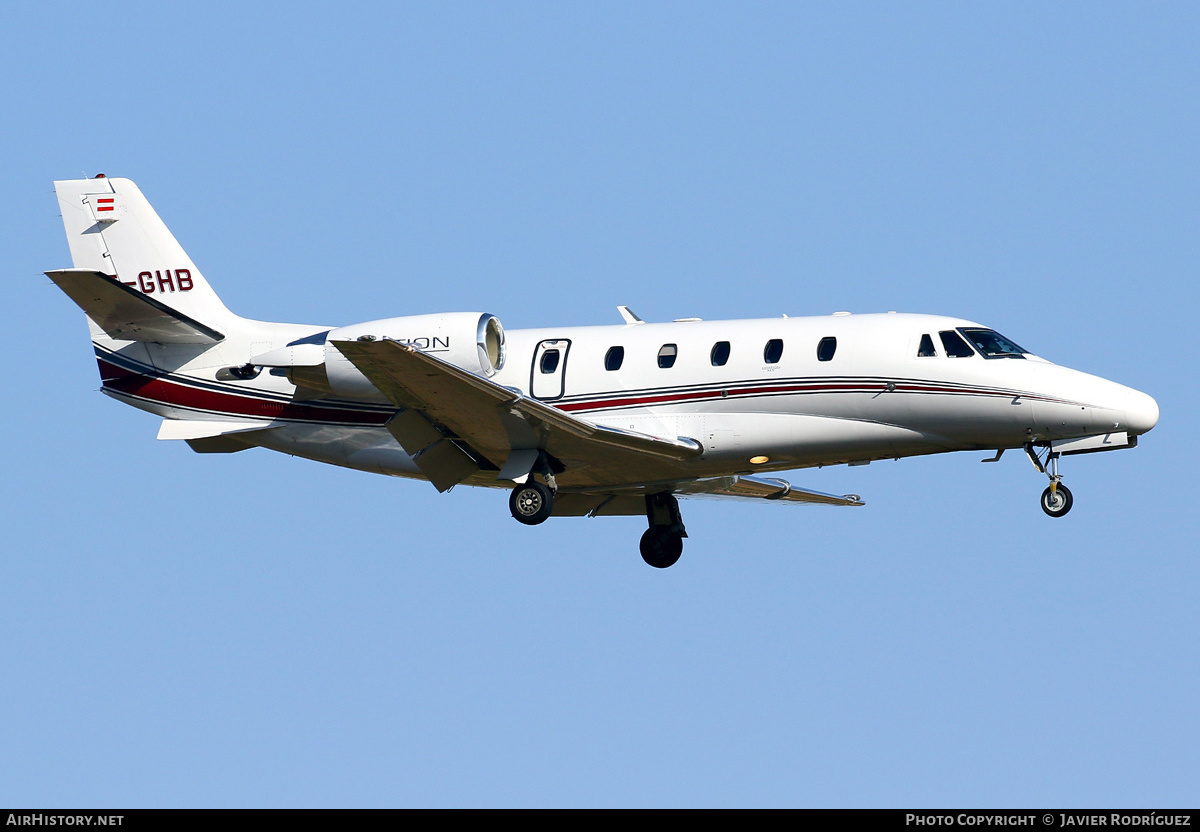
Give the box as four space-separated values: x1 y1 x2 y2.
531 339 571 400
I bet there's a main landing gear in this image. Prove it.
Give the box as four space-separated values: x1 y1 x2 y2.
507 479 689 569
1025 443 1074 518
508 451 560 526
509 480 554 525
640 492 686 569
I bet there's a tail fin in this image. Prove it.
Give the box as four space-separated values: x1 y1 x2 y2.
53 176 237 330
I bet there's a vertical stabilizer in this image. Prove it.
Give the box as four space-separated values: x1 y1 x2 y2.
53 176 238 329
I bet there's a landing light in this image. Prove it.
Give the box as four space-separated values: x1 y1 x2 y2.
750 455 770 464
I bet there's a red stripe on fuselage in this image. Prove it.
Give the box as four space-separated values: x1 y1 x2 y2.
96 356 1069 424
97 358 390 425
556 382 889 412
555 380 1048 413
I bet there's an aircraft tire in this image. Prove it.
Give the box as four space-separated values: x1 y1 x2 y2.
510 482 554 525
1040 484 1073 518
640 529 683 569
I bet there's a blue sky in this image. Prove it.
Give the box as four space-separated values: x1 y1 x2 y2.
3 2 1197 807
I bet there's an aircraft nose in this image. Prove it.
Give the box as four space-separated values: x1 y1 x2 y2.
1123 389 1159 435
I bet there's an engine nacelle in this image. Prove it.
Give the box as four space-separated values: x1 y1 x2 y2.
318 312 506 402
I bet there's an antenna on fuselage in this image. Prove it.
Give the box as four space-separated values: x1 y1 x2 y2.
617 306 645 325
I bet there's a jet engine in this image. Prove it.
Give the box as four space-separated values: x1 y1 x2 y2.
262 312 506 402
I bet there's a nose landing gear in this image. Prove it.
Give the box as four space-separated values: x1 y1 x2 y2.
1025 443 1073 518
1040 483 1073 518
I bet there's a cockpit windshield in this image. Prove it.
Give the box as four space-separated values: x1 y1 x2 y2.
958 328 1028 359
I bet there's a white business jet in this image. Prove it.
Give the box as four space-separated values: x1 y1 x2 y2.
47 176 1159 567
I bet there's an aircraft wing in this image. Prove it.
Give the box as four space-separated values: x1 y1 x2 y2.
674 474 864 505
332 339 703 491
548 475 864 516
46 269 225 344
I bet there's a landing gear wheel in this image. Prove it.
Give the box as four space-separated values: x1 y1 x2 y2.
510 481 554 525
639 529 683 569
1040 483 1073 518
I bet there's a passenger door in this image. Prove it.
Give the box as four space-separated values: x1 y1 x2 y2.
531 339 571 400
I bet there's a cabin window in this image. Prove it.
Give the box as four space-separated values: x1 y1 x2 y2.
658 344 678 368
958 328 1028 359
817 337 837 362
711 341 731 366
763 339 784 364
539 349 561 374
917 334 937 357
604 346 625 371
939 330 975 358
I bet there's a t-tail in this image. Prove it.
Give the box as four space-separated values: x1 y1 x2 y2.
48 175 242 346
45 174 337 437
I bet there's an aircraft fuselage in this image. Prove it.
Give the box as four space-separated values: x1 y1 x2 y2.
94 310 1157 487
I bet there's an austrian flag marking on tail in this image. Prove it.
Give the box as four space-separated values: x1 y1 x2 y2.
87 195 119 222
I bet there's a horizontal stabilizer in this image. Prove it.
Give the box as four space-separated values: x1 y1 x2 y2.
158 419 280 455
46 269 224 344
157 419 279 441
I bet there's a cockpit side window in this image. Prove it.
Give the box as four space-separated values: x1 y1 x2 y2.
917 334 937 357
939 330 975 358
958 328 1028 359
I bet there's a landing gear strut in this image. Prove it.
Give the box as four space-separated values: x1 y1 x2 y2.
640 492 687 568
1025 443 1073 518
